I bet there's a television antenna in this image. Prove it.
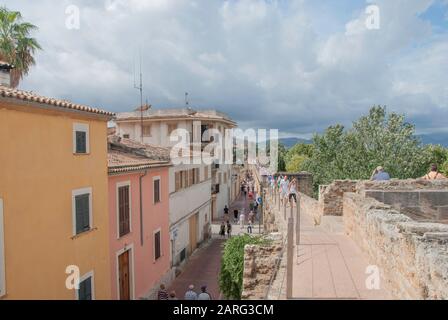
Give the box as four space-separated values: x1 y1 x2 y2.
134 51 144 143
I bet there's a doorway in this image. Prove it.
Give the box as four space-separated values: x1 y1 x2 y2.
118 249 132 300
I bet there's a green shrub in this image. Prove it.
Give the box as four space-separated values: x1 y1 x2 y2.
219 234 269 299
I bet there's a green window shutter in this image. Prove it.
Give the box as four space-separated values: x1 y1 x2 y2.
75 194 90 235
76 131 87 154
78 277 92 300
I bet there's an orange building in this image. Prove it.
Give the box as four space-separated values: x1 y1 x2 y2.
0 80 114 299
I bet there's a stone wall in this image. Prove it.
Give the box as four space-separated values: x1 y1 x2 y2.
358 179 448 223
299 192 323 225
321 180 358 216
343 193 448 299
241 234 283 300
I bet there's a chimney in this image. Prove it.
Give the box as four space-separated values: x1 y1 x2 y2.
0 61 14 87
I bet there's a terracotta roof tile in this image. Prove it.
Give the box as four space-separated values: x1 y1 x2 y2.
0 85 115 117
108 136 171 174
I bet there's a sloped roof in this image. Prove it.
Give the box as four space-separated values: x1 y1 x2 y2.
108 136 171 174
0 85 115 117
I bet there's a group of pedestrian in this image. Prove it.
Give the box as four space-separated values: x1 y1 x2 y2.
270 175 298 207
219 220 232 238
158 284 212 300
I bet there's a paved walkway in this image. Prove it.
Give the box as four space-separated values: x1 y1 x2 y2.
292 209 391 299
168 239 225 300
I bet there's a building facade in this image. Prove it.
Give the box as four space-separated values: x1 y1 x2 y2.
107 137 173 300
0 85 114 299
114 108 238 263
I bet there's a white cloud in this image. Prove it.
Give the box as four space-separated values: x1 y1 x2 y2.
2 0 448 135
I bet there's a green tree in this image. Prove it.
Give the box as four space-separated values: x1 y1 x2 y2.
219 235 269 300
302 106 431 189
286 154 308 173
285 143 313 172
0 7 41 87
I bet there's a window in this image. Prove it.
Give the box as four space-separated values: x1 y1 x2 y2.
72 188 92 236
117 183 131 238
0 199 5 297
154 230 162 261
168 123 177 136
153 178 161 204
77 272 94 300
73 123 90 154
142 125 151 137
123 134 130 139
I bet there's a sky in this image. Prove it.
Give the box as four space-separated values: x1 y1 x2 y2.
3 0 448 138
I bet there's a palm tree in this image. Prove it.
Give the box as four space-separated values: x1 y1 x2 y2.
0 7 41 88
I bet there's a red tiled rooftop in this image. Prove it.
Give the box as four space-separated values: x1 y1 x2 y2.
0 85 115 117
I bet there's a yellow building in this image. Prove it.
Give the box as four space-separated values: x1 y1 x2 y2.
0 78 115 299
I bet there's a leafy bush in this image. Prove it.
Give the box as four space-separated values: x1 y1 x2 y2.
219 234 269 300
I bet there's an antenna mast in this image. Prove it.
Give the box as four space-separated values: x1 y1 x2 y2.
134 51 144 143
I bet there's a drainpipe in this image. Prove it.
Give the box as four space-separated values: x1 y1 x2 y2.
139 170 148 246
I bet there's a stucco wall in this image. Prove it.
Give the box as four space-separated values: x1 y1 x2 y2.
108 168 171 300
0 104 111 299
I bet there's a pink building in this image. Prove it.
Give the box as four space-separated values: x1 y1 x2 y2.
107 136 173 300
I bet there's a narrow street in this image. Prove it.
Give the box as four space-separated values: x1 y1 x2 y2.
168 177 263 300
168 239 225 300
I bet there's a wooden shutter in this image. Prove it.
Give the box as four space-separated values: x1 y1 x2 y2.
175 172 180 191
118 186 130 237
154 231 161 260
204 166 209 180
79 277 92 300
75 131 87 154
154 180 160 203
75 194 90 234
195 169 200 184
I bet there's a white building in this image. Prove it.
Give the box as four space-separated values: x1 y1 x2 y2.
114 107 238 265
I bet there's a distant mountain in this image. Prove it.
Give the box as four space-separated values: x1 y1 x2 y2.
418 133 448 147
279 137 312 148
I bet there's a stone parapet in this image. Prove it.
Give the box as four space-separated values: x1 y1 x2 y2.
343 192 448 299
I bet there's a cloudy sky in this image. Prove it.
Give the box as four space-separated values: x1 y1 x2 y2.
4 0 448 138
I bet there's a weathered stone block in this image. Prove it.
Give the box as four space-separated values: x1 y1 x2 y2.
383 191 420 207
419 191 448 207
365 191 384 203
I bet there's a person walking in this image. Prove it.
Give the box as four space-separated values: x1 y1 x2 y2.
248 210 255 224
422 164 447 180
184 285 198 300
157 284 169 300
219 221 226 238
226 221 232 238
247 222 253 234
233 209 239 223
288 178 298 205
280 176 289 206
198 286 212 300
239 211 246 230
